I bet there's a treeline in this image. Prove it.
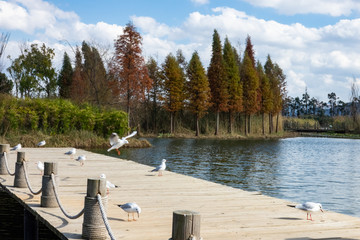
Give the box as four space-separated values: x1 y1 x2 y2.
0 94 127 137
1 23 287 136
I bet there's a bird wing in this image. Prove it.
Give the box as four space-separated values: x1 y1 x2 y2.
123 131 137 140
110 133 120 146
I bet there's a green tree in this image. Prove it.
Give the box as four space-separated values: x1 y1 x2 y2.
187 51 211 136
112 22 152 130
223 37 242 134
0 72 13 94
257 61 272 134
207 29 228 135
7 43 57 98
58 52 73 99
161 53 186 134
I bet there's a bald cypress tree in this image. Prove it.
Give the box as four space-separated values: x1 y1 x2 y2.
187 51 211 136
223 37 242 134
208 29 228 135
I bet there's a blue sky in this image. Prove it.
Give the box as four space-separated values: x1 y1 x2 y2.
2 0 360 102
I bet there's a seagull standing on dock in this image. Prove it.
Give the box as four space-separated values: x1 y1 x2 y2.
75 155 86 166
36 161 44 175
100 173 119 194
10 143 21 151
64 148 76 159
150 159 166 176
107 131 137 155
288 202 324 221
117 203 141 221
37 140 46 147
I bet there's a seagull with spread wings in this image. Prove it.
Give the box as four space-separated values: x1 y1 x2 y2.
107 131 137 155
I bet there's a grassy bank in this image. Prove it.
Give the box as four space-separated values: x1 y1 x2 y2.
0 130 151 149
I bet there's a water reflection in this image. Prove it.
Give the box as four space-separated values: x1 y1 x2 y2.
92 137 360 217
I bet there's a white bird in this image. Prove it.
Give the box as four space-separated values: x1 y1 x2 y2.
107 131 137 155
75 155 86 166
289 202 324 221
64 148 76 159
100 173 119 194
36 161 44 175
117 203 141 221
150 159 166 176
37 140 46 147
10 143 21 151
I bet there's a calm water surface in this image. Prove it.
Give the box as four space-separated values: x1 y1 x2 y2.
94 137 360 217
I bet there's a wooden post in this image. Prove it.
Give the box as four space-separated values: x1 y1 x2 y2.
82 178 107 239
13 152 27 188
41 162 58 208
0 144 10 175
172 210 201 240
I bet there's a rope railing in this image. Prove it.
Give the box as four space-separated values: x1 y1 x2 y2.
97 194 116 240
23 164 42 195
51 173 84 219
3 152 15 176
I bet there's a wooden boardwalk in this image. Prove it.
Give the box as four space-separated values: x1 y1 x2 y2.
1 147 360 239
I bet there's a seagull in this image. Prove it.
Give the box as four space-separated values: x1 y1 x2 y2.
100 173 119 194
150 159 166 176
75 155 86 166
36 161 44 175
288 202 324 221
117 203 141 221
10 143 21 151
37 140 46 147
107 131 137 155
64 148 76 159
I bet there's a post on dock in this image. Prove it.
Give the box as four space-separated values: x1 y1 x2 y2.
171 210 201 240
41 162 59 208
0 144 10 175
82 178 107 239
13 152 27 188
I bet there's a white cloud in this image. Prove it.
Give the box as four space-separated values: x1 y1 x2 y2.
242 0 360 16
190 0 209 6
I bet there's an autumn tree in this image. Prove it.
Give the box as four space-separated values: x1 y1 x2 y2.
146 56 162 133
58 52 73 99
223 37 242 134
111 22 152 129
208 29 228 135
187 51 211 136
257 61 272 135
161 53 186 134
70 47 86 103
241 36 259 135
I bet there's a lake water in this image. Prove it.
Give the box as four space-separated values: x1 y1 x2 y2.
94 137 360 217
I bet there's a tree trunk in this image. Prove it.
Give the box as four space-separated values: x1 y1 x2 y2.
215 111 219 135
248 115 251 134
170 112 174 134
262 112 265 135
244 114 248 136
228 111 233 134
269 112 272 134
195 115 199 137
276 112 279 133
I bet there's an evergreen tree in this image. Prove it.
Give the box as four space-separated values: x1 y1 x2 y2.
58 52 73 99
0 72 13 94
207 29 228 135
223 37 242 134
70 47 86 103
161 53 185 134
257 61 272 135
187 51 211 136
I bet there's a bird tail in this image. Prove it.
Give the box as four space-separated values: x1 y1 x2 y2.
107 147 114 152
114 185 120 188
287 204 296 208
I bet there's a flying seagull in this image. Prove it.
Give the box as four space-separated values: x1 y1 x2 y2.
75 155 86 166
64 148 76 159
288 202 324 221
117 203 141 221
10 143 22 151
150 159 166 176
37 140 46 147
107 131 137 155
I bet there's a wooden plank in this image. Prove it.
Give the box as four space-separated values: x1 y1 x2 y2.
0 147 360 240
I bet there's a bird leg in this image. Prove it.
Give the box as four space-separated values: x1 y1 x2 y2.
116 149 121 155
127 213 131 222
132 213 137 221
307 213 313 221
158 171 163 176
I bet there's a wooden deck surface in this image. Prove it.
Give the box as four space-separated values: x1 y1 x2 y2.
1 148 360 240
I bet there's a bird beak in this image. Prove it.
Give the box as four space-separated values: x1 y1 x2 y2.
137 212 140 218
321 209 324 212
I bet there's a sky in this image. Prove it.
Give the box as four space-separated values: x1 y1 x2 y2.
2 0 360 102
